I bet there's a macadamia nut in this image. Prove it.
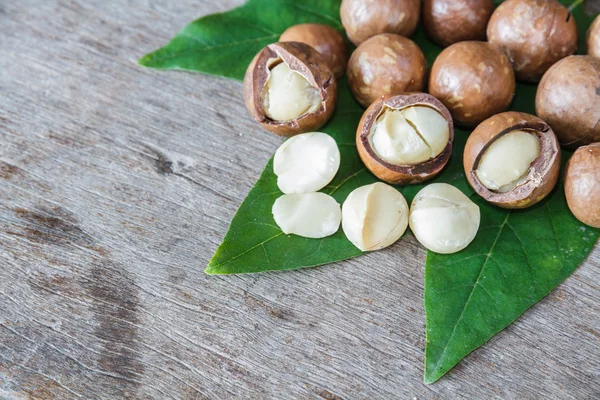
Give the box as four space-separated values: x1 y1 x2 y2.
342 182 409 251
262 62 322 121
274 132 340 194
564 143 600 228
475 130 541 193
272 193 341 238
371 106 450 165
409 183 480 254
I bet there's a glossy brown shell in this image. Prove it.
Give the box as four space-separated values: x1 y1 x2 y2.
340 0 420 45
588 15 600 59
487 0 578 82
536 55 600 148
428 41 515 128
356 93 454 185
279 24 349 78
464 112 560 209
347 34 427 108
564 143 600 228
423 0 494 48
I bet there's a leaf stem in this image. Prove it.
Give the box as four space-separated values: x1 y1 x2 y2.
568 0 584 12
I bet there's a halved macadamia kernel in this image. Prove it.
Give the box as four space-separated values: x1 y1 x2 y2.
464 112 560 209
409 183 480 254
274 132 340 194
342 182 409 251
475 130 541 193
261 61 322 122
272 193 341 238
370 106 450 165
244 42 337 137
357 93 454 185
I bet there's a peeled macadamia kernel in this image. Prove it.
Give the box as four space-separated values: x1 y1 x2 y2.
475 130 541 193
244 42 337 137
564 143 600 228
588 15 600 58
423 0 494 48
429 41 515 128
357 93 454 185
340 0 420 46
536 56 600 148
280 24 349 78
487 0 578 82
409 183 480 254
347 34 427 108
371 106 449 165
262 62 321 121
342 182 409 251
274 132 340 194
272 193 341 238
464 112 560 209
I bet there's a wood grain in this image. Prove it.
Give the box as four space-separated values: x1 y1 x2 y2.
0 1 599 399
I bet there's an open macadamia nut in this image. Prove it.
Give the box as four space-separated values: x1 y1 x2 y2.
429 41 515 127
536 55 600 148
564 143 600 228
340 0 420 46
244 42 337 136
347 34 427 108
409 183 480 254
272 193 341 238
279 24 349 78
342 182 409 251
464 112 560 209
588 15 600 58
356 93 453 185
274 132 340 194
487 0 578 82
423 0 494 48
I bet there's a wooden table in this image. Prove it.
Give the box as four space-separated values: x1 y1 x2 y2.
1 1 599 399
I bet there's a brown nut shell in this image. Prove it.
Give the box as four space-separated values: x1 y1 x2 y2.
588 15 600 59
464 112 561 209
429 41 515 128
423 0 494 48
564 143 600 228
348 34 427 108
340 0 420 46
536 55 600 148
243 42 337 137
487 0 578 82
279 24 349 78
356 93 454 185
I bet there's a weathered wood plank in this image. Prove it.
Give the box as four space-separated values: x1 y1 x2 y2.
0 1 598 399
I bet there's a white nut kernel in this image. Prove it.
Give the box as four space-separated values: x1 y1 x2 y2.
475 130 541 193
272 193 341 238
274 132 340 194
370 106 449 165
409 183 480 254
342 182 409 251
261 61 322 121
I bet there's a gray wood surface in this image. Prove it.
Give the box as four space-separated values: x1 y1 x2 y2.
1 1 599 399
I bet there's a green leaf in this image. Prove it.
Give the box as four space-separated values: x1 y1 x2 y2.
140 0 599 384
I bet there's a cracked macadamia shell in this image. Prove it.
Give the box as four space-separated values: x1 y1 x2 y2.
428 41 515 128
464 112 560 209
243 42 337 137
340 0 420 46
357 93 454 185
564 143 600 228
423 0 494 48
588 15 600 58
487 0 578 82
409 183 480 254
342 182 409 251
347 34 427 108
272 193 341 238
536 56 600 148
279 24 349 78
